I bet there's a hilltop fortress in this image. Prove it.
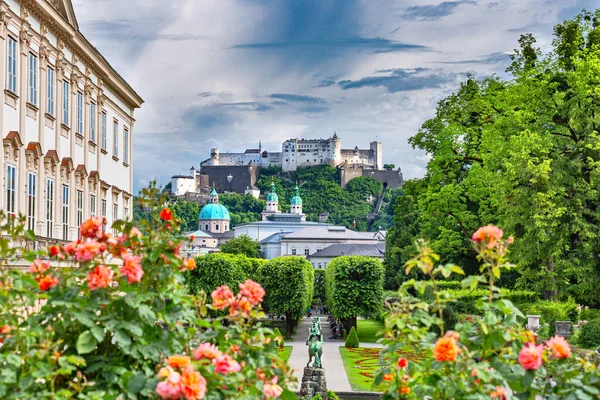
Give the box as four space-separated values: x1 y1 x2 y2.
171 133 402 197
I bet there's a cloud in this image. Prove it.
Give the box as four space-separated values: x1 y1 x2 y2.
234 37 429 54
401 1 476 20
316 79 337 87
338 68 458 93
268 93 327 104
434 52 512 65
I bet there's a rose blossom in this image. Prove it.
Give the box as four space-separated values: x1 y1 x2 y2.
181 258 196 271
156 367 182 399
48 245 60 257
433 332 461 362
37 275 59 291
546 336 571 359
80 217 103 239
398 357 407 368
471 225 504 248
181 367 206 400
263 376 283 398
166 355 192 369
193 342 221 360
64 241 78 255
87 265 113 290
30 259 50 275
518 342 544 370
160 208 173 221
120 255 144 284
212 353 241 374
229 296 252 317
211 285 234 310
239 279 265 305
74 240 104 263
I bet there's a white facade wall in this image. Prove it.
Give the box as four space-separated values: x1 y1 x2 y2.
171 176 195 196
280 238 380 258
0 0 142 243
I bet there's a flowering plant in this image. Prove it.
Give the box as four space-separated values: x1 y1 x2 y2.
376 225 600 399
0 184 293 399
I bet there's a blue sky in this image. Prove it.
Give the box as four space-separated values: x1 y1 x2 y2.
73 0 597 192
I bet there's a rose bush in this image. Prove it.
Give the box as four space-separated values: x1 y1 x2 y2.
0 184 294 399
376 226 600 399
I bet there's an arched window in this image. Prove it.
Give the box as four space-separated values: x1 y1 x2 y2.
216 224 219 230
205 224 209 230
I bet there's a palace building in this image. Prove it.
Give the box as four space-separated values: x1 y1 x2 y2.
0 0 143 246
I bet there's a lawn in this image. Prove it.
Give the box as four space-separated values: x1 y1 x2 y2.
339 346 384 392
277 346 292 363
356 319 385 344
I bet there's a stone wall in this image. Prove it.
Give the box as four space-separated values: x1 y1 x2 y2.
340 165 404 189
199 165 259 193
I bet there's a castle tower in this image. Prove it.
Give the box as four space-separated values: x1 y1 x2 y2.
370 141 382 170
262 181 280 220
331 132 342 167
210 148 220 166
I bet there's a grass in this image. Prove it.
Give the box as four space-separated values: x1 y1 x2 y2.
339 347 384 392
356 319 385 344
277 346 293 363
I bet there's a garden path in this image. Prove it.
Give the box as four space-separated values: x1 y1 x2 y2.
287 315 352 392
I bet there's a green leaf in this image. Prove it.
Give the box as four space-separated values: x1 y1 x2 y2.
76 330 98 354
137 305 156 325
114 330 132 348
66 355 87 367
73 311 96 328
90 326 106 342
127 373 147 394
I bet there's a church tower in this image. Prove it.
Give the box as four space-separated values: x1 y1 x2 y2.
262 181 280 220
290 184 306 222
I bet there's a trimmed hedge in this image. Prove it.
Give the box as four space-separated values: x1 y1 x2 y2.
345 326 360 348
518 300 579 337
579 319 600 349
186 253 248 297
440 289 537 305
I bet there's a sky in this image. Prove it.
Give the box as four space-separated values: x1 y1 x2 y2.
71 0 597 192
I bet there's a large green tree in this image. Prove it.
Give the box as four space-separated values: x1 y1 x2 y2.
325 256 385 333
220 235 262 258
385 9 600 305
185 254 248 299
256 257 314 338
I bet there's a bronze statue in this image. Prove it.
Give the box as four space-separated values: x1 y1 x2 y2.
306 317 324 368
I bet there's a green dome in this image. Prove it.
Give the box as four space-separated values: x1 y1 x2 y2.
199 203 230 220
291 185 302 205
266 182 278 202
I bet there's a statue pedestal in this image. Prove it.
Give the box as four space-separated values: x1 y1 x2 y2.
300 367 328 400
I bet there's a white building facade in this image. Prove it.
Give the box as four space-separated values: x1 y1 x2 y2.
1 0 143 244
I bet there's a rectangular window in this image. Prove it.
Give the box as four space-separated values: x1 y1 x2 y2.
28 53 37 105
27 172 36 231
124 127 129 163
90 102 96 142
113 119 118 157
124 207 129 220
62 80 69 125
101 199 107 231
291 249 296 255
6 165 16 217
47 67 55 115
46 178 54 237
76 190 83 230
113 203 118 233
90 194 96 217
76 92 83 134
62 185 69 240
305 248 310 256
7 37 17 93
101 112 107 150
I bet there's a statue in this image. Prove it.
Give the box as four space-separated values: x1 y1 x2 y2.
306 317 323 368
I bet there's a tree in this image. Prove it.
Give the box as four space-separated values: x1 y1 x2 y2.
220 235 262 258
186 253 248 299
172 199 200 233
256 257 314 338
313 269 326 302
345 177 383 198
325 256 384 333
383 164 395 170
384 9 600 304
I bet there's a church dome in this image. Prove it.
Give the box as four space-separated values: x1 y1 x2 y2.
291 185 302 205
266 182 278 202
199 203 230 221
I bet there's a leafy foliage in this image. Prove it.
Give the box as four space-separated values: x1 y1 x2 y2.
325 256 385 331
219 193 265 227
256 257 314 337
186 253 249 298
220 235 262 258
384 10 600 304
313 269 326 302
578 320 600 349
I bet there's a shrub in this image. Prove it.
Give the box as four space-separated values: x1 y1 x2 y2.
186 253 248 298
578 319 600 349
327 390 341 400
580 308 600 322
441 288 536 305
345 326 360 348
273 327 284 347
519 299 579 336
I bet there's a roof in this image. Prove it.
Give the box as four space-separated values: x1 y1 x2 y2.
187 229 214 238
210 231 235 239
245 149 261 154
309 243 386 258
282 226 377 241
234 220 327 229
291 185 302 205
199 203 230 220
172 175 194 179
210 188 218 195
260 232 293 244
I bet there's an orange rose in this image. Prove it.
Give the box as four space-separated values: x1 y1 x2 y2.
433 333 461 362
87 265 113 290
160 208 173 221
401 386 410 395
166 355 192 369
471 225 504 248
30 259 50 275
518 343 543 370
120 255 144 284
211 285 234 310
238 279 265 305
37 275 59 291
181 367 206 400
490 386 506 399
181 258 196 271
80 217 103 239
546 335 571 359
229 296 252 317
193 342 221 360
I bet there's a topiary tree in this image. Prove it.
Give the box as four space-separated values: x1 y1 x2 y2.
185 253 248 299
256 256 314 338
345 326 360 348
220 234 263 258
326 256 385 333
